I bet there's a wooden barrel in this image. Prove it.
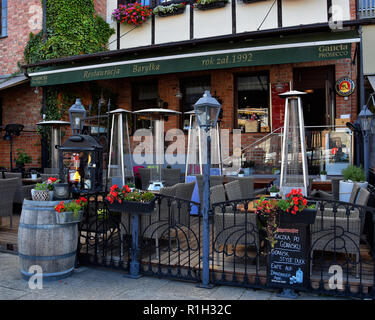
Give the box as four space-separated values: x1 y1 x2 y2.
18 199 78 281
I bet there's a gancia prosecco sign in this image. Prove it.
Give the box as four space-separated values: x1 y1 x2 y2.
30 43 352 86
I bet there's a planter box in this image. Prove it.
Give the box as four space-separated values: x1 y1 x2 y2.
106 197 156 215
278 203 318 225
197 1 227 10
157 6 186 17
55 210 83 224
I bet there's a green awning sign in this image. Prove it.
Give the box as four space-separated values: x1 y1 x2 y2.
30 42 353 87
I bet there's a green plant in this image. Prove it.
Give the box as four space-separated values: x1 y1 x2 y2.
54 197 88 217
239 169 244 174
196 0 228 5
272 167 280 174
153 3 186 15
24 0 114 65
106 184 155 204
34 177 60 191
320 170 327 175
342 165 366 182
15 149 32 165
269 185 279 193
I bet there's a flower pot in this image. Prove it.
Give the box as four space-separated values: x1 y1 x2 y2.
157 6 186 16
320 175 327 181
31 174 38 180
55 210 83 224
106 197 156 214
278 203 318 225
238 173 244 177
339 180 368 202
31 189 51 201
197 1 227 10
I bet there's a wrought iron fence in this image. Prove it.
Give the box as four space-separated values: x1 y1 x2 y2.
78 193 202 282
211 193 375 299
78 188 375 299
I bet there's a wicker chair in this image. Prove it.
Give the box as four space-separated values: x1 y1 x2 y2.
139 168 159 190
310 186 370 277
224 180 243 201
162 168 181 187
225 176 267 198
310 177 340 200
0 178 19 228
195 174 224 205
4 172 34 205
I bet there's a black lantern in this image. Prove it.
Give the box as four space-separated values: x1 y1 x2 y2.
57 135 103 195
359 93 375 134
194 90 222 129
69 98 86 135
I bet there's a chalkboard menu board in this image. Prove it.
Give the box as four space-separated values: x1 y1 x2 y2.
267 225 309 290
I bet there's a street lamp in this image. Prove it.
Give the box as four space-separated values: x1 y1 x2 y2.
194 90 221 288
69 98 86 135
358 93 375 180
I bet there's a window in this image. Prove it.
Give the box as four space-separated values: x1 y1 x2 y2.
0 0 8 38
236 73 270 133
132 80 159 130
180 76 211 130
118 0 151 6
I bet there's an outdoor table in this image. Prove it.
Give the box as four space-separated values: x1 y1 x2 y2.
311 179 332 192
22 178 42 185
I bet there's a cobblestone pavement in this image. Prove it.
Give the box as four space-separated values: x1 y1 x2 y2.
0 252 347 300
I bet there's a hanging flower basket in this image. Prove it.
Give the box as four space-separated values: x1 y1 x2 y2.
112 2 152 26
196 0 228 10
154 3 186 17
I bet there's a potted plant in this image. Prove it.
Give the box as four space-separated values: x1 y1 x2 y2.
30 170 38 180
54 197 87 224
269 185 279 197
339 165 368 202
238 169 245 177
243 160 255 176
320 170 327 181
255 189 318 249
112 2 152 26
272 167 280 175
105 184 156 214
153 3 186 17
195 0 229 10
15 148 32 170
31 177 60 201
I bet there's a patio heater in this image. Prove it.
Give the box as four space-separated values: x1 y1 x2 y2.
2 124 24 171
279 91 309 197
185 110 222 179
194 90 221 288
358 92 375 181
36 120 70 169
133 107 181 191
107 108 134 188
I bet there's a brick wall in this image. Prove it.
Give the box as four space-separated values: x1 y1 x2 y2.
94 0 107 19
0 0 42 76
0 83 42 169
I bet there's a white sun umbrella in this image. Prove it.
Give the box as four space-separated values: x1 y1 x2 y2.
133 108 181 190
107 108 134 188
184 111 222 179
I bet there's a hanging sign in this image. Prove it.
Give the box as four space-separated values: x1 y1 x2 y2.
335 77 355 97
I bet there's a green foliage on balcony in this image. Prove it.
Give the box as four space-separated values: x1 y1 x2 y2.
24 0 115 65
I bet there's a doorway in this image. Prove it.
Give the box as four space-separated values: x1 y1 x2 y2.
293 66 335 127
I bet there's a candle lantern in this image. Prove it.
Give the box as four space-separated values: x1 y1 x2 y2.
57 134 103 195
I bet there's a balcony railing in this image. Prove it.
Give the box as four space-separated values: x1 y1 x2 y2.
358 0 375 18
